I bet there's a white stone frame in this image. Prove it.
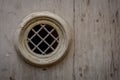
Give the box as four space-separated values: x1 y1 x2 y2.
14 11 72 66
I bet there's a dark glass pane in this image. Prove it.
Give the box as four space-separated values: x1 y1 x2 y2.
38 28 48 38
33 25 41 31
45 35 54 44
38 42 48 52
31 35 41 45
34 48 42 54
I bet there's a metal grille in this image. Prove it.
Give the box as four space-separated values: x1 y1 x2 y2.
27 24 59 55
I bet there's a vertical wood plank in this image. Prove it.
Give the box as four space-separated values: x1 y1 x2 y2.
74 0 120 80
0 0 74 80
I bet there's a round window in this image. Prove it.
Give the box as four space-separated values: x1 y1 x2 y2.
27 24 59 55
15 11 72 66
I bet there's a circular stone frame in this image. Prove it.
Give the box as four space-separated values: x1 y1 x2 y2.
15 11 72 66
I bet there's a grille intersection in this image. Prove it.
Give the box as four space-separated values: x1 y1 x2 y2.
27 24 59 55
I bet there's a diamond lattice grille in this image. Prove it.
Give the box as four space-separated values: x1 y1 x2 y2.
27 24 59 55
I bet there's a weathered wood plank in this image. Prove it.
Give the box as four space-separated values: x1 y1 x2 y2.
1 0 120 80
74 0 120 80
0 0 74 80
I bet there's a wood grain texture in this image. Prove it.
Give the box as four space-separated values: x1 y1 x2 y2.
0 0 120 80
74 0 120 80
0 0 74 80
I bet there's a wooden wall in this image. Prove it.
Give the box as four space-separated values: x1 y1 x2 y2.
0 0 120 80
